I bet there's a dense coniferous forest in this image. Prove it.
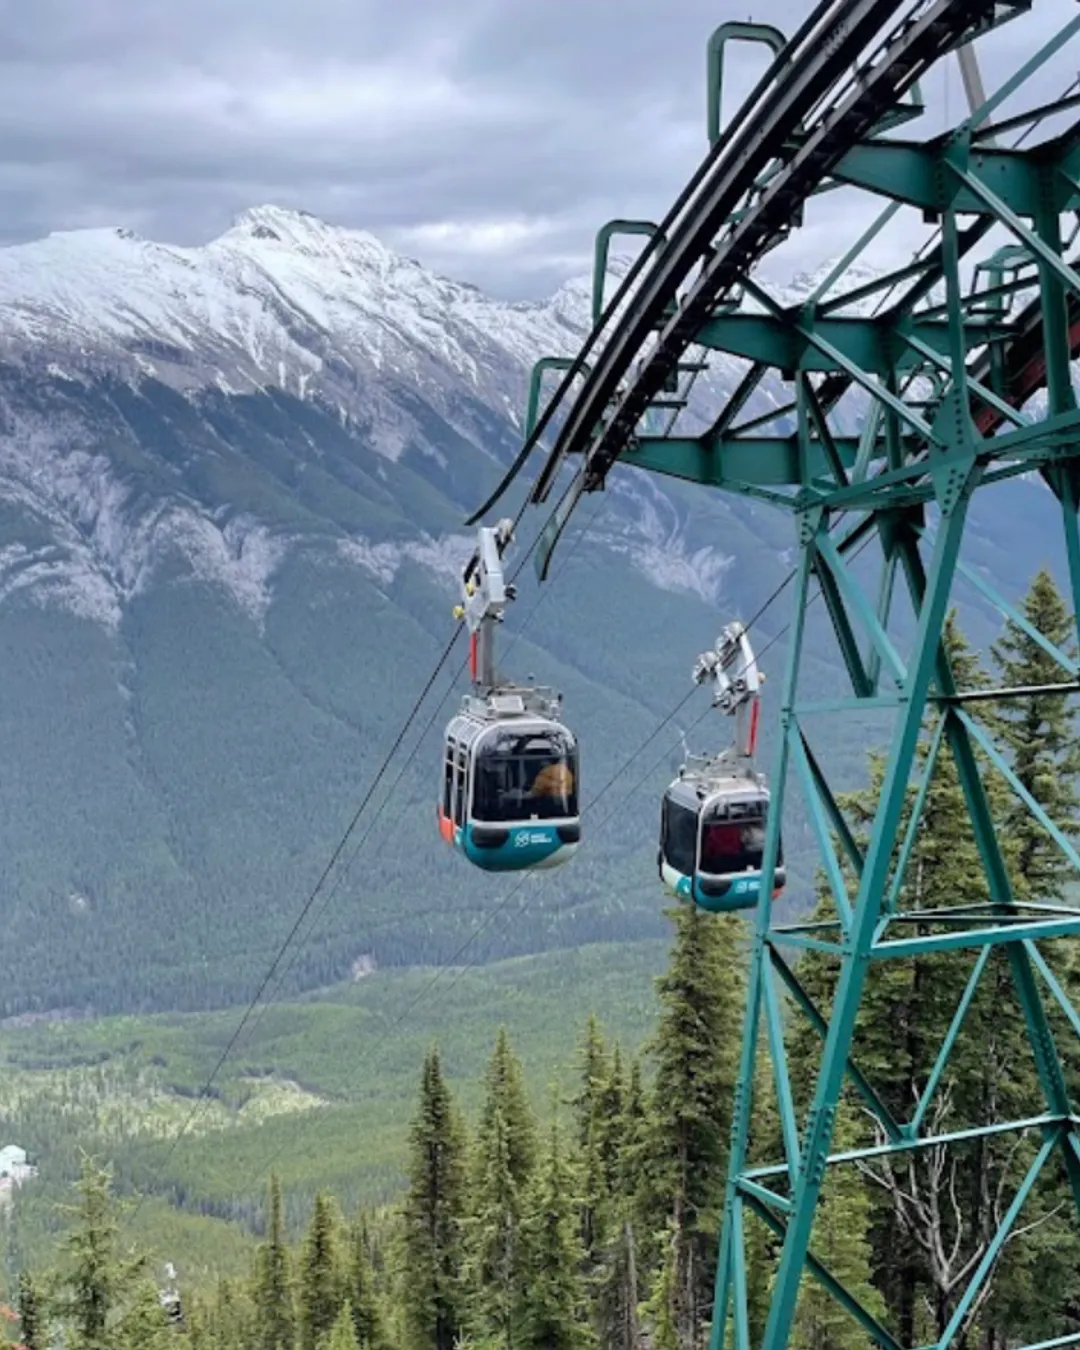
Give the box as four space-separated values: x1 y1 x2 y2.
4 568 1080 1348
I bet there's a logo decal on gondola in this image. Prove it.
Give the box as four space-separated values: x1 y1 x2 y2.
515 830 553 847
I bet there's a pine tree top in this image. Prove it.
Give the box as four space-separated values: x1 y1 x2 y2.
477 1027 535 1187
325 1301 361 1350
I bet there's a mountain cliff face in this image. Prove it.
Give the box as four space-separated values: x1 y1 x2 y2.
0 205 1060 1017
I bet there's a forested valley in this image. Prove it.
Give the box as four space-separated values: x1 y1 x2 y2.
4 567 1080 1350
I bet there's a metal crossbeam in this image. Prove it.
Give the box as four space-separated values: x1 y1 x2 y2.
695 312 1005 373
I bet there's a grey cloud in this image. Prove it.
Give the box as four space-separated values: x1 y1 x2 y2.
0 0 1077 298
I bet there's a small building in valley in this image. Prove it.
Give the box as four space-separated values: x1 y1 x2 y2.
0 1145 37 1186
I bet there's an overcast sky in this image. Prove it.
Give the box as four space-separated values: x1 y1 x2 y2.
2 0 1078 298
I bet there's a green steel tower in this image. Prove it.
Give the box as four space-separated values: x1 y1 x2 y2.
474 0 1080 1344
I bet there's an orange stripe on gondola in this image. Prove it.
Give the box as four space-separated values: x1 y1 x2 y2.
437 809 455 843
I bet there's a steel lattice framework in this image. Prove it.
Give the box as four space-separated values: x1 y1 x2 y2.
475 0 1080 1345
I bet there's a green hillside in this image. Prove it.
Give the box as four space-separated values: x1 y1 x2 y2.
0 939 667 1292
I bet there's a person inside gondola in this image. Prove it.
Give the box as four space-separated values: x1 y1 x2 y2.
700 816 766 874
700 821 742 873
529 759 575 803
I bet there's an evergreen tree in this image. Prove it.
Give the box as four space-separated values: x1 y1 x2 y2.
401 1047 469 1350
178 1297 216 1350
595 1043 627 1200
326 1301 361 1350
465 1029 535 1344
593 1219 642 1350
990 566 1080 902
785 611 1066 1343
479 1028 536 1185
466 1103 523 1346
571 1015 610 1149
850 615 1002 1116
117 1281 174 1350
299 1192 344 1350
52 1156 143 1350
643 1222 680 1350
16 1271 44 1350
746 1047 780 1345
348 1219 387 1350
253 1173 295 1350
572 1016 611 1265
643 904 744 1347
591 1052 648 1349
518 1113 592 1350
983 569 1080 1341
897 616 1056 1341
210 1275 255 1350
616 1058 649 1215
179 1300 207 1350
744 1208 774 1350
790 1098 884 1350
786 616 1003 1336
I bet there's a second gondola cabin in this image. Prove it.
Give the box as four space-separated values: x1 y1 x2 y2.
439 690 581 872
659 766 784 913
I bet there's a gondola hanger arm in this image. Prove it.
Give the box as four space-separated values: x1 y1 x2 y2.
692 620 762 760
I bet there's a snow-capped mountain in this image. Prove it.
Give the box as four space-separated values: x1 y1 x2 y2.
0 205 1058 1020
0 205 591 415
0 204 759 634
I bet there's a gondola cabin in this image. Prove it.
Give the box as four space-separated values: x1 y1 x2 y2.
439 691 581 872
659 772 784 913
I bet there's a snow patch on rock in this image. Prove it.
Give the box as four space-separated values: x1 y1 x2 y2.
338 531 474 590
0 409 288 628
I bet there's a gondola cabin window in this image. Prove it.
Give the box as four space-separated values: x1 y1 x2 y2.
454 744 468 827
442 744 454 818
662 797 699 876
472 726 579 823
699 799 775 875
